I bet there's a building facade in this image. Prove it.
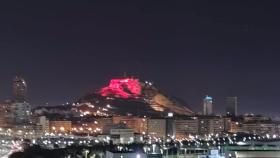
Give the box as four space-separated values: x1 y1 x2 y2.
226 97 238 117
49 120 72 133
147 119 166 138
11 102 31 124
110 125 134 144
241 122 277 135
38 116 50 134
112 116 147 134
198 117 224 135
174 118 199 139
0 101 13 128
203 96 213 116
13 76 27 102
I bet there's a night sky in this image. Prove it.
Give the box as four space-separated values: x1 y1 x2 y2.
0 1 279 116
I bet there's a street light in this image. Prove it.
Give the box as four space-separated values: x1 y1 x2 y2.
83 149 90 158
152 144 156 153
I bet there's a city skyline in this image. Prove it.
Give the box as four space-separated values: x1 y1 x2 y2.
0 1 280 116
0 76 237 116
0 75 266 118
1 1 280 158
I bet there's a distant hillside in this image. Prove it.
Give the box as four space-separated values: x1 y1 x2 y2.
78 78 194 116
33 78 194 118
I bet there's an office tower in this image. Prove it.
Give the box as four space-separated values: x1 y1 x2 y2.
13 76 27 102
225 97 238 117
11 76 31 124
203 95 213 115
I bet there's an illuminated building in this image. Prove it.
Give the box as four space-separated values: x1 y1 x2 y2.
112 116 147 134
13 76 27 102
147 119 166 138
226 97 238 117
198 116 224 135
174 118 198 139
34 125 45 138
236 114 279 135
223 117 233 132
38 116 50 133
49 120 72 133
0 103 6 126
243 114 270 122
0 105 7 127
110 124 134 144
12 125 36 139
203 95 213 116
71 119 109 134
228 121 241 133
11 76 31 124
241 122 277 135
11 102 31 124
97 117 114 134
0 101 13 127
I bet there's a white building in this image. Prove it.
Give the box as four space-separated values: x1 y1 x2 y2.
203 96 213 116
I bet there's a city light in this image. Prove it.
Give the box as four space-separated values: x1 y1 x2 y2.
0 0 278 158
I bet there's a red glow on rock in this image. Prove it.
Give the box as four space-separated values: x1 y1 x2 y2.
99 78 142 98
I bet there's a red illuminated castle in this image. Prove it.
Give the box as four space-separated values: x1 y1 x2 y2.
99 78 142 99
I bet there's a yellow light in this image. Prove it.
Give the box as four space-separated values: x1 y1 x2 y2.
60 127 65 131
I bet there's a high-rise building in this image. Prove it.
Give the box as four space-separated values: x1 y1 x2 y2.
225 97 238 117
203 95 213 115
13 76 27 102
11 76 31 124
